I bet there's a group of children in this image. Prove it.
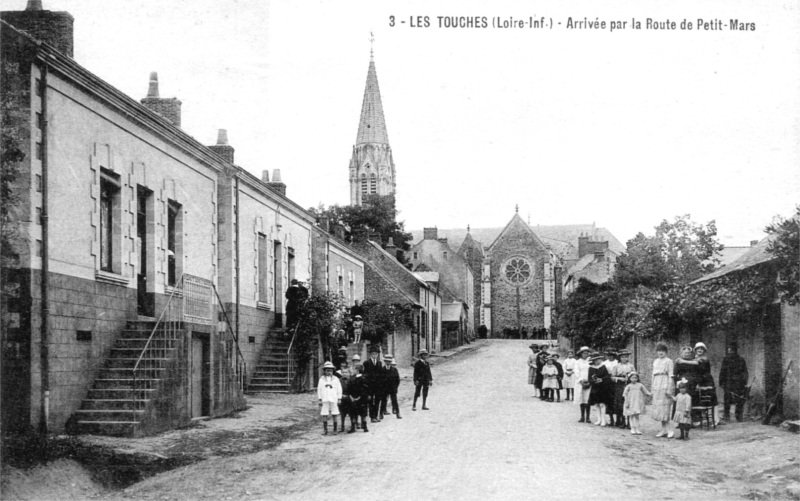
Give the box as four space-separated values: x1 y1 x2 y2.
530 344 695 440
317 347 434 435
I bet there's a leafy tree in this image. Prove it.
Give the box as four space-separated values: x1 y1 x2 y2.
293 291 348 391
616 215 722 289
557 279 625 348
359 299 414 345
309 195 413 264
764 206 800 305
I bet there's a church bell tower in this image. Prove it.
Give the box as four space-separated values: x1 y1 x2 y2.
349 46 396 206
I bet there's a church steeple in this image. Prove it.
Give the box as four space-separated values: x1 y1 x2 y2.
349 46 397 206
356 59 389 145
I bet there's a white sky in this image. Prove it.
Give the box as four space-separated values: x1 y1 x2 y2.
4 0 799 247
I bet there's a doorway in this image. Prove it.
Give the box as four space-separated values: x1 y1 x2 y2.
273 241 283 326
136 187 154 317
191 334 211 418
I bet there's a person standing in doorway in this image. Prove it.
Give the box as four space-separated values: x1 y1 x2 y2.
413 349 433 411
719 343 749 422
285 279 308 332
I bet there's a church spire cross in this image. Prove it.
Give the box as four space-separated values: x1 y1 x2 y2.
515 204 519 213
369 32 375 60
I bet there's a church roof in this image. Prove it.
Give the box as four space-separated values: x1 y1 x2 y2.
356 59 389 145
487 212 549 251
410 224 625 257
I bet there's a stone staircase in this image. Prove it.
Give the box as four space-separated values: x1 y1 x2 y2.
71 320 183 436
247 331 295 393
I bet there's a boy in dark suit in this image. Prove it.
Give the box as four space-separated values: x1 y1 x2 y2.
388 358 402 418
347 365 369 433
412 349 433 411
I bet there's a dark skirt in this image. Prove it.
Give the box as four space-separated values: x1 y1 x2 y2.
613 381 627 414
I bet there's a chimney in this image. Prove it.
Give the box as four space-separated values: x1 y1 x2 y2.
332 224 346 241
578 233 590 258
1 0 75 58
267 169 286 196
261 170 269 183
386 237 397 256
140 72 182 126
317 216 330 233
208 129 234 164
423 227 438 240
750 240 759 246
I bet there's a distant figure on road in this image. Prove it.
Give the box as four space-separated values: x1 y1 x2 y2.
413 349 433 411
719 343 748 422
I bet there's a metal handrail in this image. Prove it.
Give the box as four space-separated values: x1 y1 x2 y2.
131 273 185 420
287 324 298 386
212 284 246 389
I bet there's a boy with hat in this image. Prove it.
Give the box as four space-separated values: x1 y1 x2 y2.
347 364 369 432
335 359 354 431
334 346 348 370
377 354 393 419
413 349 433 411
551 353 565 402
387 358 402 418
318 361 342 435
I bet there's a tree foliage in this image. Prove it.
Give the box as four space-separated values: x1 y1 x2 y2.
556 214 752 347
293 291 348 391
765 207 800 305
308 195 413 264
359 299 415 345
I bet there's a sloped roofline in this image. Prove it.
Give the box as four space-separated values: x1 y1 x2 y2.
487 212 549 251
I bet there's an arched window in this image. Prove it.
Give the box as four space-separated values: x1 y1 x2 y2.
361 174 367 196
370 173 377 194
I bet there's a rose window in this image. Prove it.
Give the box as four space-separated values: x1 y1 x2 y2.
503 257 533 286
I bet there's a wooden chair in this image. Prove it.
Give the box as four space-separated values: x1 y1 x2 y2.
692 387 716 429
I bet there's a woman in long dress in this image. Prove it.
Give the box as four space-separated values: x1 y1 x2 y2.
527 344 539 396
651 342 675 438
574 346 592 423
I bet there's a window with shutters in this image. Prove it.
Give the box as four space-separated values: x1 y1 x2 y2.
167 200 183 286
258 233 268 301
99 170 121 273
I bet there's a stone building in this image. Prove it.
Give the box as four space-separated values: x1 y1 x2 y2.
563 233 619 294
348 52 396 206
408 228 475 341
353 238 441 366
411 216 622 338
0 2 314 435
310 218 365 307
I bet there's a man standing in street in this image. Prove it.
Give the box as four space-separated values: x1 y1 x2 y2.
363 345 384 423
413 349 433 411
719 343 749 422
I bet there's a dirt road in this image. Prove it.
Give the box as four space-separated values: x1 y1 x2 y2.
103 340 798 501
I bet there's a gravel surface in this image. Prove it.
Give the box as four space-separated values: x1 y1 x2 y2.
5 340 798 501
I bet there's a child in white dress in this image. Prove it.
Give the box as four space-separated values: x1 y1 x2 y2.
562 351 576 401
623 372 651 435
541 357 559 402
